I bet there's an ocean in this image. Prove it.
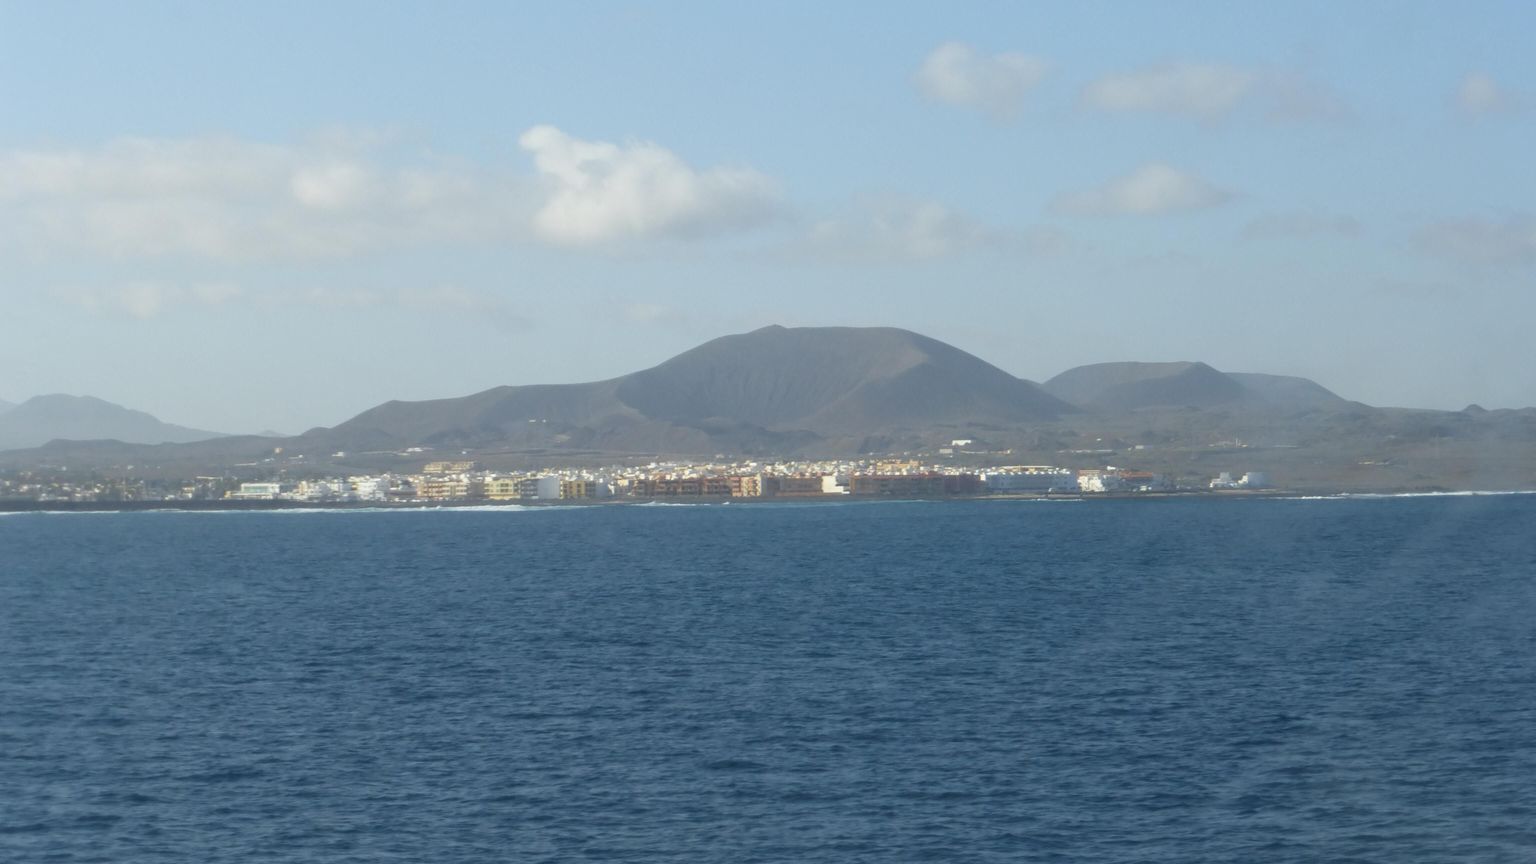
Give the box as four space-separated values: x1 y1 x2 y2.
2 496 1534 862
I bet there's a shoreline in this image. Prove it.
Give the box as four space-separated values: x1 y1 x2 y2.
3 488 1533 514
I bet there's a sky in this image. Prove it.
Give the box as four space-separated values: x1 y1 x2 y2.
1 1 1533 434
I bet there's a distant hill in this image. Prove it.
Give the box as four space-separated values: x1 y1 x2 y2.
1044 362 1350 412
0 398 13 415
5 326 1530 492
312 325 1073 453
615 326 1069 432
1226 373 1351 409
0 395 227 451
1044 362 1245 411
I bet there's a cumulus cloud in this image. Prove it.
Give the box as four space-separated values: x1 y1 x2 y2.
517 125 780 246
915 42 1048 118
1455 72 1525 117
1052 163 1231 216
1417 216 1536 266
1082 62 1344 122
0 136 532 262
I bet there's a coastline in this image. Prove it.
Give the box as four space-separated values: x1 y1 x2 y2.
4 488 1532 514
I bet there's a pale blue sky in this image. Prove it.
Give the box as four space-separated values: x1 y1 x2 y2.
2 1 1532 433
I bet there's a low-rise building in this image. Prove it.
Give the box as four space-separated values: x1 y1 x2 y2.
483 476 523 500
1078 469 1127 493
228 482 285 500
849 473 979 496
983 468 1076 493
416 475 483 500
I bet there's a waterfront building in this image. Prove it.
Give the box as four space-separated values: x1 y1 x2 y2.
983 468 1076 493
560 479 599 500
727 474 764 497
772 475 831 497
483 476 523 500
229 482 284 500
535 476 563 500
849 473 979 496
1078 469 1127 493
416 475 483 500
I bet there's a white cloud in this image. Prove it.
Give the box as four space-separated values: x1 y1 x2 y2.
0 136 532 262
1085 62 1253 120
1082 62 1344 122
1456 72 1525 116
517 125 780 246
1052 163 1231 216
289 161 377 210
915 42 1048 118
1418 217 1536 266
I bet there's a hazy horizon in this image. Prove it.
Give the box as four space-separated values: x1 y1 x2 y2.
3 2 1533 433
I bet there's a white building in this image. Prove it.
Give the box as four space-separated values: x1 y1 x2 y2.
983 468 1076 493
1078 470 1127 493
295 478 349 501
229 482 284 500
349 475 391 502
1211 471 1271 490
535 475 562 500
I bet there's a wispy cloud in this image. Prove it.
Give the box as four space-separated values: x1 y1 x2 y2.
394 284 533 331
1417 216 1536 266
1455 72 1527 117
1241 212 1362 241
52 280 245 319
50 276 533 330
1 126 783 262
620 303 690 327
279 283 534 329
1082 61 1345 122
915 42 1048 119
805 197 1065 262
1052 163 1232 217
518 125 781 246
0 136 530 262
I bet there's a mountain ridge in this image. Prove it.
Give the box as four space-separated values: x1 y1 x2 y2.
1044 361 1352 412
310 325 1074 453
2 327 1529 485
0 395 228 452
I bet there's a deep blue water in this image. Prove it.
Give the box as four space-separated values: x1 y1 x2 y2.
2 496 1535 863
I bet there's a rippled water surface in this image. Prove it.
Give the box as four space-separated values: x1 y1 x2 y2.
3 497 1535 862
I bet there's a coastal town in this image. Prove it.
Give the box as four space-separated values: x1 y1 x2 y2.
0 451 1272 506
